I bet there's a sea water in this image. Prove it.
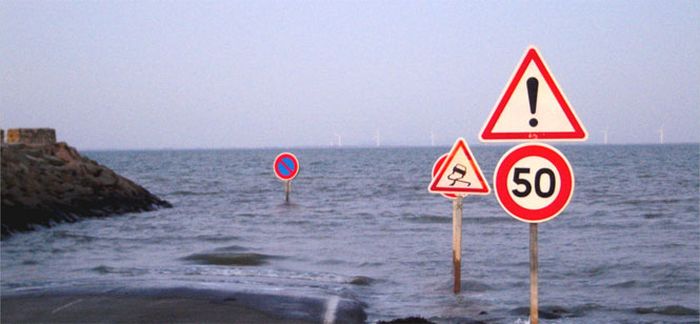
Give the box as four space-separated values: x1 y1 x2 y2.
2 144 698 323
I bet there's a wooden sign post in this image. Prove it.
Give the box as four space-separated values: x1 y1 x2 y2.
530 223 539 324
482 46 585 323
428 138 491 294
452 195 463 293
493 143 575 324
284 180 291 203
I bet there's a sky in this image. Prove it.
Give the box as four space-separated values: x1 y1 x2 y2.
1 1 698 149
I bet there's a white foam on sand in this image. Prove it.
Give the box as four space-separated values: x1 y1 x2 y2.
324 295 340 324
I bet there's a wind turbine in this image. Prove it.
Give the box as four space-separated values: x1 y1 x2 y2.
374 129 380 147
658 126 664 144
602 128 608 145
334 133 342 147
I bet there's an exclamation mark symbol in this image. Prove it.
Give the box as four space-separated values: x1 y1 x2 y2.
527 77 538 127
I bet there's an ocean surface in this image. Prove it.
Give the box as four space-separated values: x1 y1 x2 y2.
2 144 699 323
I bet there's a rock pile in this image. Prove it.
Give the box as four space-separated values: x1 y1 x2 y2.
1 142 171 236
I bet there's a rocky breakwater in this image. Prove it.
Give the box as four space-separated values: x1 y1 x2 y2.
1 142 171 236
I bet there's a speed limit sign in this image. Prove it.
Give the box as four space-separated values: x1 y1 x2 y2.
494 143 574 223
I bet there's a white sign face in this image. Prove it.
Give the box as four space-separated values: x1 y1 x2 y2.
493 143 574 223
428 138 490 196
480 46 587 142
505 156 561 210
491 63 574 133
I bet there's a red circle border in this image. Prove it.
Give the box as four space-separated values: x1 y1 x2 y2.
273 152 299 181
432 154 457 199
494 144 574 223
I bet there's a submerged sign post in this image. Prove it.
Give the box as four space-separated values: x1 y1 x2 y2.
273 152 299 203
480 46 587 324
428 138 490 293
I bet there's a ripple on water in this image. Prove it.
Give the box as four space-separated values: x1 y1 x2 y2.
91 265 148 276
459 280 494 292
212 245 248 252
181 252 280 266
168 190 223 196
403 215 451 224
609 280 639 289
51 231 98 243
633 305 699 316
510 304 598 320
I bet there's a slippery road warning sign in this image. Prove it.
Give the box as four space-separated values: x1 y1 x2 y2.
428 138 490 196
493 143 574 223
480 46 587 142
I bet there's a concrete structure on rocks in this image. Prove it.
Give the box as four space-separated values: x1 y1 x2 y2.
5 128 56 145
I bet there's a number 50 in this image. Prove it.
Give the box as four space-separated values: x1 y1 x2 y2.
512 168 556 198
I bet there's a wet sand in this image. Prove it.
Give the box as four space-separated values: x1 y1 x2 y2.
1 286 366 324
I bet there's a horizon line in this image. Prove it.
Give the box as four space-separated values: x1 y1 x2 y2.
78 141 700 152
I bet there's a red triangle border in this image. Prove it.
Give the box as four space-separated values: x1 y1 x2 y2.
428 138 490 195
480 47 587 141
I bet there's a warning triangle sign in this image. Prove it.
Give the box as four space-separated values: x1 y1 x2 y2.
428 138 490 196
480 46 587 142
